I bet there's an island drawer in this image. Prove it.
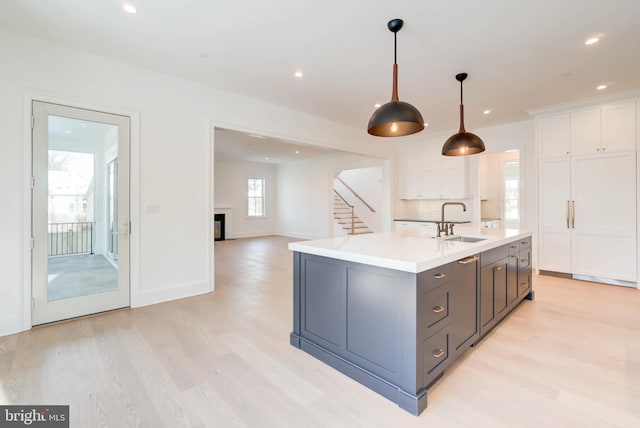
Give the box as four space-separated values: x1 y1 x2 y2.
422 325 450 387
518 237 531 251
418 262 455 293
419 282 452 340
481 245 508 267
508 242 520 255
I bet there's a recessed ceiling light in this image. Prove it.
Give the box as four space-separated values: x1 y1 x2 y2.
585 36 599 45
423 123 429 127
483 109 492 115
596 84 607 90
123 4 137 14
374 103 381 108
295 150 300 154
294 70 303 78
64 130 71 134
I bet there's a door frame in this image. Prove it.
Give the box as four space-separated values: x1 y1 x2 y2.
22 92 141 331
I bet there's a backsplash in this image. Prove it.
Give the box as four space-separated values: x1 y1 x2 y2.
397 198 474 222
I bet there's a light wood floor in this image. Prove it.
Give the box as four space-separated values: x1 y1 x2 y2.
1 235 640 427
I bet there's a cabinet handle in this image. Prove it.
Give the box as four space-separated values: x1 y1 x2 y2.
432 305 445 314
432 349 445 359
434 273 446 279
520 241 528 245
572 200 575 228
521 259 529 264
566 200 570 229
495 266 502 271
510 245 517 249
458 256 479 265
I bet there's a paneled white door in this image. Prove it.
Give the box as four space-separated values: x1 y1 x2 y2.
32 101 130 325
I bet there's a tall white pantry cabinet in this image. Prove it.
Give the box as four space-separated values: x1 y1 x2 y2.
536 99 638 284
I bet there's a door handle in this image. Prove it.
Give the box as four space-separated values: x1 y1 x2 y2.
572 200 575 228
495 266 503 271
566 200 570 229
458 256 479 265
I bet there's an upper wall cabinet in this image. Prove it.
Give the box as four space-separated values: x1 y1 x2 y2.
537 113 570 159
538 100 637 159
397 142 468 200
602 100 637 153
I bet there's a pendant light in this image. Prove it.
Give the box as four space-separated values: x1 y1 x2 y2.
442 73 485 156
367 19 424 137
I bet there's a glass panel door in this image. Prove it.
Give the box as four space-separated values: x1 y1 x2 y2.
32 101 130 325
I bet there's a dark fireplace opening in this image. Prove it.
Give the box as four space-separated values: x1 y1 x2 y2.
214 214 225 241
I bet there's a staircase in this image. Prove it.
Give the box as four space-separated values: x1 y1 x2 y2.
333 193 372 235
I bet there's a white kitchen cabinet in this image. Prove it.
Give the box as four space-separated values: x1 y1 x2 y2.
537 113 570 159
397 143 468 200
538 158 572 273
394 221 435 234
571 152 637 281
538 101 637 158
570 107 601 156
537 99 638 283
602 100 637 153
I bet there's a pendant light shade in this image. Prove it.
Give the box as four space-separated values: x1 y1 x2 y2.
442 73 485 156
367 19 424 137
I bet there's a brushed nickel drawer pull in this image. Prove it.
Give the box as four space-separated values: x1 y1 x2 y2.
510 245 518 249
434 273 446 279
495 266 502 271
521 241 529 245
432 349 445 358
458 256 479 265
432 305 445 314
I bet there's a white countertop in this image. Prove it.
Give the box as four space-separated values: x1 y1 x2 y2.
288 227 532 273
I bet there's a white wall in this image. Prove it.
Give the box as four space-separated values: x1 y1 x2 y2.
0 28 391 337
277 153 389 239
214 159 277 238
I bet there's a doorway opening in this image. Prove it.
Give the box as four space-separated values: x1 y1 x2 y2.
479 150 520 229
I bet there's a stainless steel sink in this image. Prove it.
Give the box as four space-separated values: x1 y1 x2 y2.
445 235 488 243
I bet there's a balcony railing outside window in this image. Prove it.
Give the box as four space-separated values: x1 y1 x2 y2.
48 222 94 256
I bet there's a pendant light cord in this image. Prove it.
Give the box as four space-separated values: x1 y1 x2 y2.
394 31 397 65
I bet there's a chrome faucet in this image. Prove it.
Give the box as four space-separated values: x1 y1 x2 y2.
438 202 467 237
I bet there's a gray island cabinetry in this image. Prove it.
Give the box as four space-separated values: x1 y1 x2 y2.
289 229 533 415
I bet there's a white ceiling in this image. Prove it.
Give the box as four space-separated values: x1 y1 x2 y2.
2 0 640 137
214 128 336 164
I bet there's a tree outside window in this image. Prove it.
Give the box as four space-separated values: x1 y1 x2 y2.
248 177 265 217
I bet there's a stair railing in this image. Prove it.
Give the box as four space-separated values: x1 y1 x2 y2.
336 177 376 212
333 189 355 234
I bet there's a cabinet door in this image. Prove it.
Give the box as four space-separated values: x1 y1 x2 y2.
494 260 508 317
399 171 422 199
571 152 637 281
420 167 443 199
507 254 518 305
480 266 495 331
450 255 478 353
442 157 468 199
538 158 572 273
602 100 636 153
571 107 601 156
537 113 570 159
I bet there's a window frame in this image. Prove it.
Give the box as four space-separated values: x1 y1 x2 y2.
247 177 266 218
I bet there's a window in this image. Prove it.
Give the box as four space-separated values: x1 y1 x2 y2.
247 177 265 217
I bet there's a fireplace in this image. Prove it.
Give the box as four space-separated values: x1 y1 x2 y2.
214 214 225 241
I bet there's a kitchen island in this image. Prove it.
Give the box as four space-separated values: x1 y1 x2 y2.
289 227 533 415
